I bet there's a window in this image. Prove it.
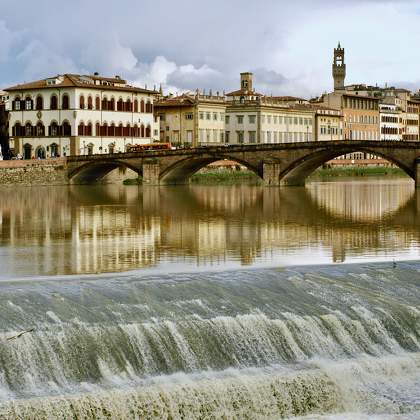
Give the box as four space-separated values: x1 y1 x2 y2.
213 113 218 121
14 98 21 111
225 131 230 143
248 115 256 124
237 131 244 144
237 115 244 124
95 96 100 110
50 95 58 110
79 95 85 109
206 112 211 120
199 112 204 120
267 115 272 124
62 94 69 110
248 131 256 143
294 117 298 125
274 116 278 124
25 123 32 137
185 113 193 120
87 96 93 110
225 115 230 124
25 97 32 110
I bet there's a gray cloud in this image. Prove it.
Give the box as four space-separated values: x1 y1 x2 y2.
0 0 419 97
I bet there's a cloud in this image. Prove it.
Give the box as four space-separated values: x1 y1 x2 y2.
0 0 419 97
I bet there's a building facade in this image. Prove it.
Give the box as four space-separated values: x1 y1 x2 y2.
225 73 321 144
155 92 226 147
6 74 159 158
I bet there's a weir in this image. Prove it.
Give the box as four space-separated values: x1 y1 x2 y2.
1 262 420 418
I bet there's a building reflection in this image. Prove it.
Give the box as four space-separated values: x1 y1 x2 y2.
0 180 419 277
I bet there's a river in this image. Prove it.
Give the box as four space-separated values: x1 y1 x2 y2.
0 177 419 419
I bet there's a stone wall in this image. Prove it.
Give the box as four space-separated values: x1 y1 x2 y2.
0 159 68 186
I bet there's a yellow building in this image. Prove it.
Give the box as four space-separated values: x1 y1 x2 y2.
155 92 226 147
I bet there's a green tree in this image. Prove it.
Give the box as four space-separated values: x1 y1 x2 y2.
0 106 10 159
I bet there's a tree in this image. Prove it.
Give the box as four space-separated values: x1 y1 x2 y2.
0 105 10 159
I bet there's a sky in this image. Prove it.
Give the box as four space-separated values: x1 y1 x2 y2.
0 0 419 98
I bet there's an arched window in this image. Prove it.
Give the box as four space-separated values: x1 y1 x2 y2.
140 124 145 138
117 98 123 112
62 121 71 136
109 97 115 111
36 96 43 110
36 122 45 137
25 123 33 137
126 98 132 112
108 143 115 154
133 124 139 137
117 123 123 137
145 125 151 137
109 123 115 137
87 96 93 110
25 96 33 110
13 122 22 137
102 122 108 137
146 100 152 113
62 94 70 110
49 122 59 136
133 99 138 113
78 122 85 136
86 122 93 136
50 95 58 110
87 143 94 155
102 96 108 111
95 122 100 136
124 123 130 137
95 96 100 110
79 95 85 109
140 100 145 113
13 96 22 111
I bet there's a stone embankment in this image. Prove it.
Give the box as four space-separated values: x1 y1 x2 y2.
0 159 68 186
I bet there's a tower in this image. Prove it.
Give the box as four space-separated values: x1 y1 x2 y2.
240 72 253 91
332 42 346 91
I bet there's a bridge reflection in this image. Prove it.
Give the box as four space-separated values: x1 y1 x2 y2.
0 180 419 277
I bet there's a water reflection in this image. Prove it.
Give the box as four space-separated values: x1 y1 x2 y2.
0 179 419 278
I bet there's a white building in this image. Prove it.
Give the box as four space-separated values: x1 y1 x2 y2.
225 73 316 144
379 102 402 141
5 74 159 159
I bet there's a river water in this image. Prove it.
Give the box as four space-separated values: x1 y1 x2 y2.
0 178 420 419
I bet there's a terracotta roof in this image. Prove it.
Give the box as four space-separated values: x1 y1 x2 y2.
225 88 263 97
155 94 196 107
4 74 158 95
271 96 307 102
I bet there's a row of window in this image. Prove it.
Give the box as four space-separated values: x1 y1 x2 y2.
381 116 399 124
346 115 379 124
343 98 379 110
12 95 153 113
224 131 314 144
381 127 400 135
349 131 380 140
198 129 225 143
229 115 314 126
320 126 342 135
199 112 225 121
12 121 152 138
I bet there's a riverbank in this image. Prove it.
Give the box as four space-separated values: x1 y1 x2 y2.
309 166 407 179
123 166 407 185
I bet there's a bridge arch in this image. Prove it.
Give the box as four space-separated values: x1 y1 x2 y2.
160 155 262 184
69 160 141 184
279 147 415 186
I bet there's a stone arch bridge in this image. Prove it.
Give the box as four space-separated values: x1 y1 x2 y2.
66 141 420 186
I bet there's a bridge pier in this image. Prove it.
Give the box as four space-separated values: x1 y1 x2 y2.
416 159 420 188
142 161 160 185
263 162 281 186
